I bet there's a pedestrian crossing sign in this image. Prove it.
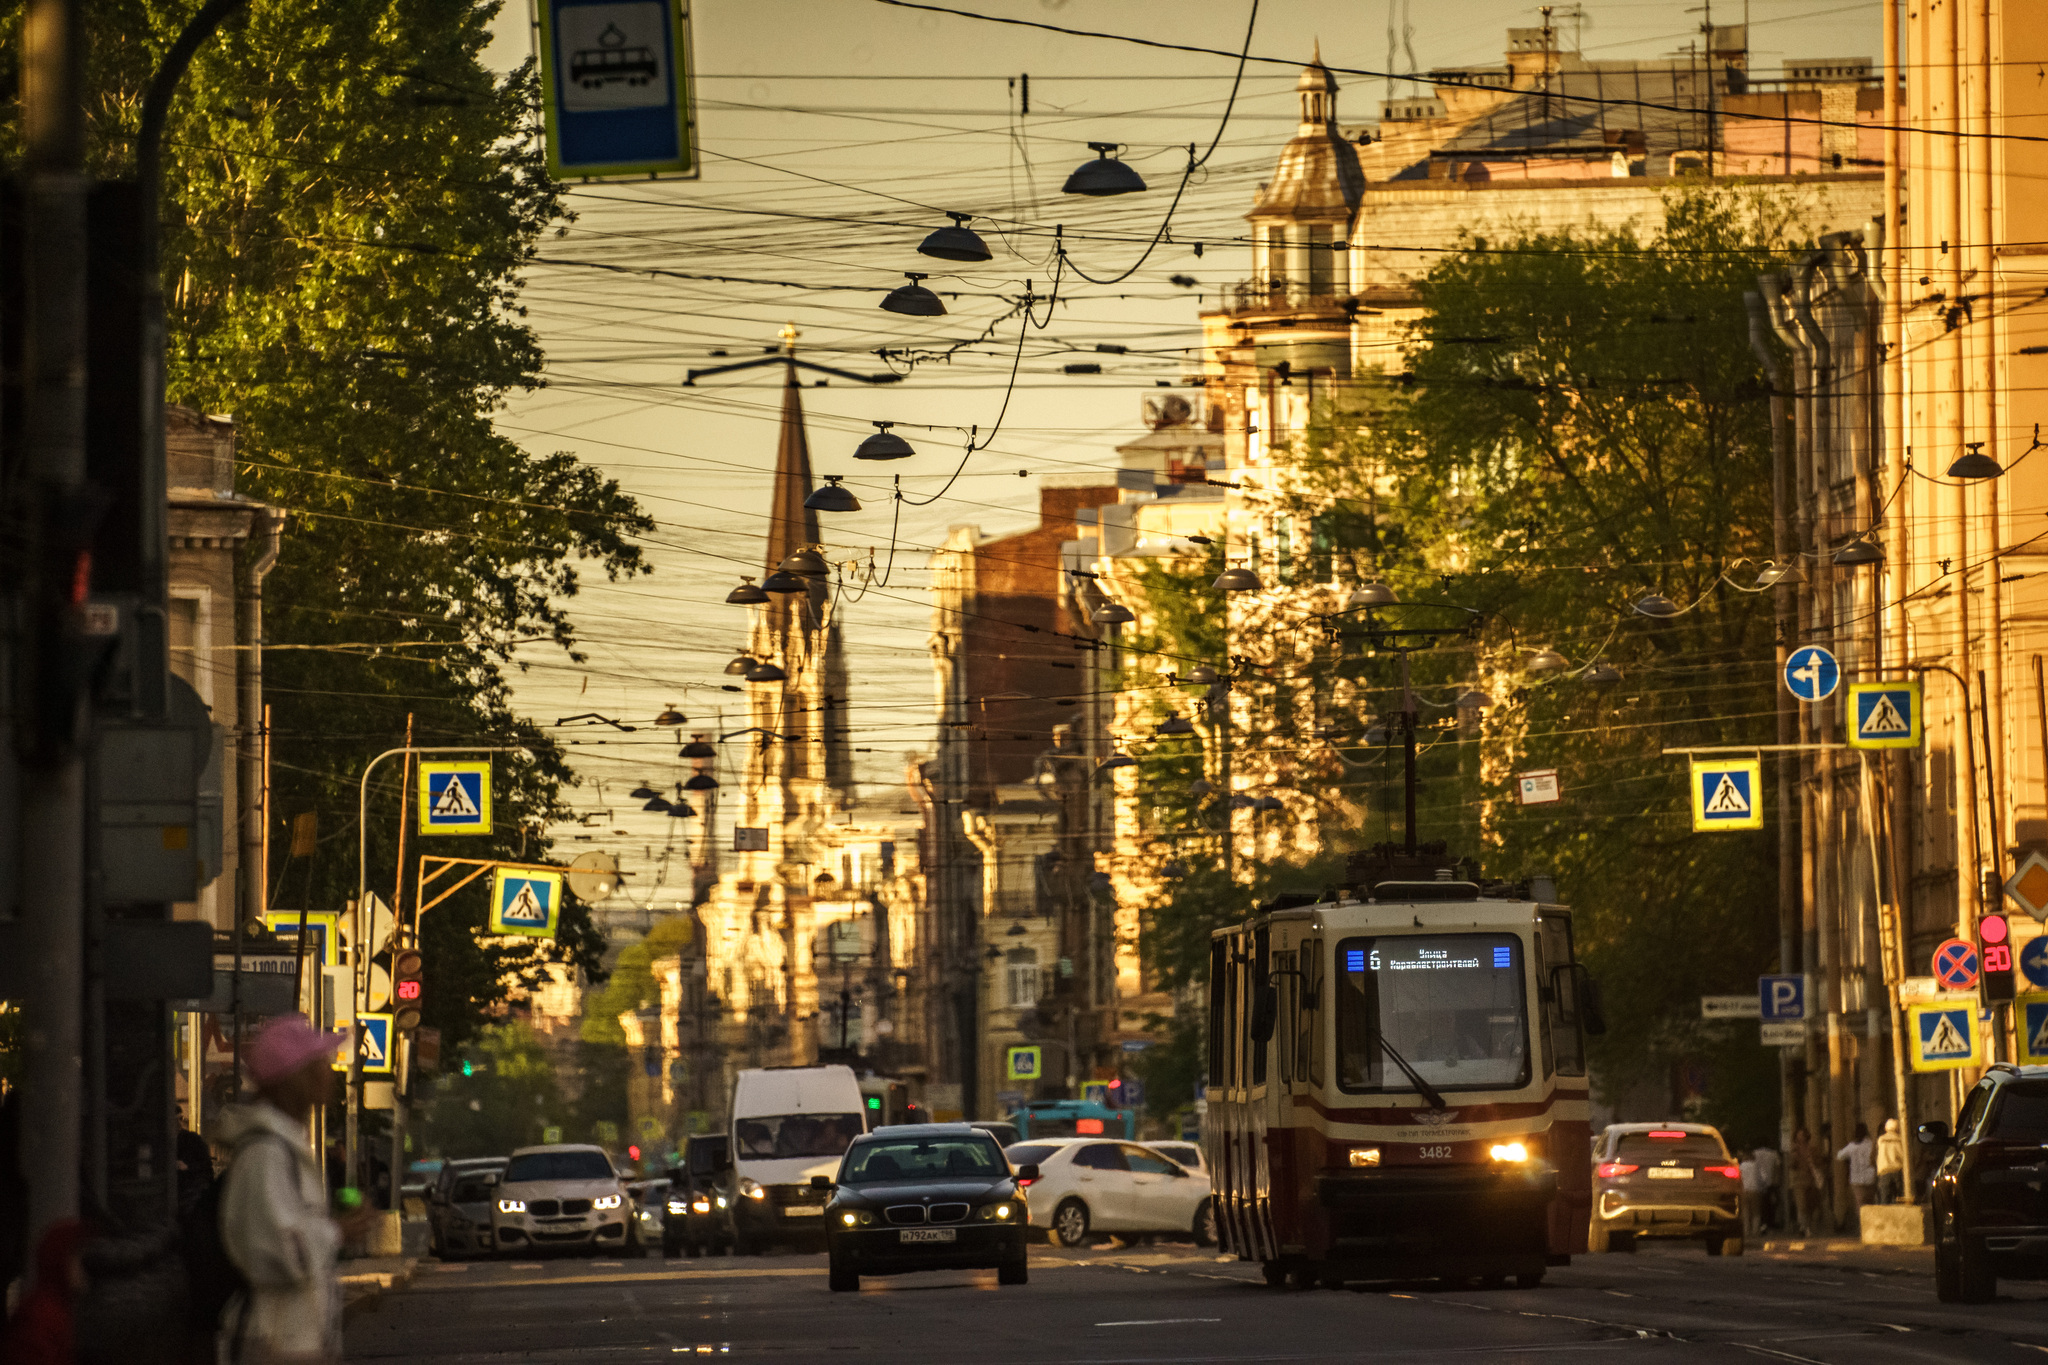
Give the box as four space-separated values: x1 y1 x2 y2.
334 1013 394 1075
1006 1046 1042 1082
419 761 492 835
490 867 562 939
2020 995 2048 1066
1689 758 1763 831
1847 680 1921 750
1907 1001 1984 1071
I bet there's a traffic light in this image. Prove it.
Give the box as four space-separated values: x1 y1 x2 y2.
393 944 425 1031
1981 913 2016 1003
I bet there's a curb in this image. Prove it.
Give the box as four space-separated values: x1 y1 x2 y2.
340 1257 419 1319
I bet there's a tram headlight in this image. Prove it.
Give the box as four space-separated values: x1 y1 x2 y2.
1349 1147 1381 1168
1489 1142 1530 1163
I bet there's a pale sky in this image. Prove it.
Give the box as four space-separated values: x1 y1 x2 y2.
481 0 1879 916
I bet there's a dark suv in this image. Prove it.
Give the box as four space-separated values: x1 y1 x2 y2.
1920 1063 2048 1303
664 1134 733 1257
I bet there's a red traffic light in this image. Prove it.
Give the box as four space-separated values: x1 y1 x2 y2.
396 980 422 1001
393 944 426 1031
1980 913 2009 945
1981 914 2016 1001
627 1144 641 1162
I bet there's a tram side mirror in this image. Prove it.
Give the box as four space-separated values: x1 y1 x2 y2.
1916 1121 1951 1148
810 1175 832 1190
1579 971 1607 1037
1553 964 1606 1036
1249 979 1278 1043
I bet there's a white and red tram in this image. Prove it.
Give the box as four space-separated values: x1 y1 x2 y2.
1204 867 1603 1288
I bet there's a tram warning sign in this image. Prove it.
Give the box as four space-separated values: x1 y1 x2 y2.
1907 1002 1984 1071
1847 681 1921 750
419 762 492 835
1690 758 1763 831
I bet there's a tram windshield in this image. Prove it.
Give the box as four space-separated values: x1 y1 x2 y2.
1333 934 1530 1094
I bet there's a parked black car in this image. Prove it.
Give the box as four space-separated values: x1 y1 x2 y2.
824 1124 1033 1292
664 1134 733 1257
1921 1062 2048 1302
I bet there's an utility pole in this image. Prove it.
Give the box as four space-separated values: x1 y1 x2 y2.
16 0 90 1254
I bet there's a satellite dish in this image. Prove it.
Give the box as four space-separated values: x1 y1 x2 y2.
566 850 621 903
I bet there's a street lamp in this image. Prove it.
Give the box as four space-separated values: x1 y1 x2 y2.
1213 565 1263 592
1098 752 1137 773
680 738 717 759
918 212 993 263
745 661 788 684
1062 142 1147 196
781 547 830 579
1092 601 1135 625
724 653 756 676
1186 665 1220 684
1157 713 1195 736
1632 592 1680 618
804 476 861 513
760 570 805 594
1755 561 1798 587
855 422 916 460
1833 537 1883 567
1527 648 1569 674
880 272 946 317
725 577 769 605
654 704 686 726
683 773 720 792
1948 441 2003 480
1348 580 1399 609
1584 663 1623 687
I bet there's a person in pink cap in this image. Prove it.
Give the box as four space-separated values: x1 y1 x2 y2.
215 1013 373 1364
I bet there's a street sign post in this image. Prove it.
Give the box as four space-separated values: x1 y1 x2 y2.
1005 1046 1041 1082
418 761 492 836
1783 645 1839 702
1846 680 1922 749
2006 852 2048 918
1760 1021 1804 1047
489 868 563 939
1759 974 1806 1021
335 1013 393 1075
1690 758 1764 831
1907 1001 1984 1071
1932 938 1980 993
1701 995 1762 1019
1515 769 1561 806
538 0 698 181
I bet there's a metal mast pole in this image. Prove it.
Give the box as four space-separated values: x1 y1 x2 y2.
1400 650 1418 855
16 0 89 1253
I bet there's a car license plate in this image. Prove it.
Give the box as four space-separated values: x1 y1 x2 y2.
899 1228 956 1244
783 1205 824 1217
1647 1168 1694 1179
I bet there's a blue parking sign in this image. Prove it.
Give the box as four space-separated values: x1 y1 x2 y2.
1759 974 1805 1021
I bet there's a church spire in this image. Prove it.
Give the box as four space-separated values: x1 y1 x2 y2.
764 326 820 581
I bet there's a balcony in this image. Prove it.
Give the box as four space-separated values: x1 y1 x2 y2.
1217 279 1353 316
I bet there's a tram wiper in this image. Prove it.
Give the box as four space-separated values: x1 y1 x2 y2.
1376 1034 1447 1110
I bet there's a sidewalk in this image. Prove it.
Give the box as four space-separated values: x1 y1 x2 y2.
339 1254 420 1318
1743 1237 1932 1277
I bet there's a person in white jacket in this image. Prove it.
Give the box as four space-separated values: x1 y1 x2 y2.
217 1013 372 1365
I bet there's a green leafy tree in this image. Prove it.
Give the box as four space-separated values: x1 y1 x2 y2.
413 1020 566 1158
0 0 650 1048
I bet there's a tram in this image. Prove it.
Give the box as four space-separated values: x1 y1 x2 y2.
1204 845 1604 1288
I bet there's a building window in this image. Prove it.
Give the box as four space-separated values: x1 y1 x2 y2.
1274 515 1294 585
1308 225 1336 296
1005 948 1040 1008
1264 227 1287 291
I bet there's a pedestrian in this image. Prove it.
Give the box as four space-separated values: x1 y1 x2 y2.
1788 1127 1824 1236
2 1217 87 1365
1836 1122 1877 1216
1752 1143 1782 1230
1739 1148 1765 1242
1875 1118 1905 1205
217 1012 376 1365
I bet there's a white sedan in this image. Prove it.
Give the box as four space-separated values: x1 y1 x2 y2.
1005 1138 1215 1248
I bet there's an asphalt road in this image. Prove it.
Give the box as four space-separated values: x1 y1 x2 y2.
348 1240 2048 1365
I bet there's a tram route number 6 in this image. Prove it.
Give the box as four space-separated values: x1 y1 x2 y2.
1418 1146 1453 1160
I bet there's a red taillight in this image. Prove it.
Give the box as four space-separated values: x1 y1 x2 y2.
1596 1163 1638 1178
1017 1178 1035 1187
1648 1131 1687 1140
1704 1165 1740 1179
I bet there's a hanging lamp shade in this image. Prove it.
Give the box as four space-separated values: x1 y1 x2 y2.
1632 592 1680 618
1364 721 1391 745
1063 142 1147 196
1347 580 1399 609
726 577 769 605
679 739 716 760
1005 921 1029 937
724 653 756 676
1157 713 1195 736
918 212 993 263
1213 565 1263 593
667 801 698 819
1585 663 1624 687
854 422 915 461
630 784 660 800
1097 752 1136 772
880 272 946 317
654 705 687 726
1187 779 1214 798
1161 860 1189 879
1187 665 1220 684
640 797 672 813
745 661 788 683
1454 689 1492 710
1252 795 1285 813
1755 561 1797 587
1092 601 1135 625
1833 538 1883 567
1527 648 1569 673
760 569 806 594
1948 442 2004 480
683 772 720 792
805 476 861 513
781 547 830 579
1228 793 1256 811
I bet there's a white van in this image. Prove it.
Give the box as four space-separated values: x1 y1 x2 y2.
724 1065 867 1252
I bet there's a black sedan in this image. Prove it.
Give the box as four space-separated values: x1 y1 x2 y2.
821 1124 1034 1292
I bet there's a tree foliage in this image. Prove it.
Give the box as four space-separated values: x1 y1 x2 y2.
0 0 650 1048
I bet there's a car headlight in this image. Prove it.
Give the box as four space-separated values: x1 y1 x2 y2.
594 1194 623 1210
1350 1147 1381 1168
498 1199 526 1213
840 1211 859 1227
667 1200 688 1214
716 1196 728 1208
977 1203 1014 1221
739 1178 765 1201
837 1209 872 1227
693 1199 711 1213
1489 1143 1530 1163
